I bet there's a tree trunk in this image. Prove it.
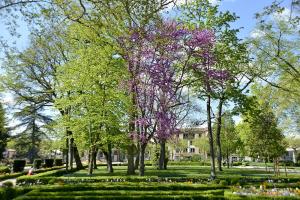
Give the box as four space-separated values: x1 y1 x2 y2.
66 138 69 171
273 159 276 176
284 162 287 177
139 144 146 176
207 95 216 179
127 144 136 175
159 140 166 170
88 148 94 175
127 81 137 175
134 142 140 170
107 143 113 173
216 99 223 172
68 137 74 170
226 148 230 168
73 145 84 169
93 149 98 169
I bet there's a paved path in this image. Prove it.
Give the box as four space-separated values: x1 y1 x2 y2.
0 166 31 187
0 178 17 187
233 165 300 173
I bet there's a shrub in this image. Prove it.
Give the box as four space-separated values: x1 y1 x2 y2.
279 160 294 167
191 155 202 162
33 159 43 169
232 162 242 166
0 166 11 174
2 181 13 188
0 187 31 200
13 160 26 172
219 180 228 186
54 159 63 166
44 159 54 168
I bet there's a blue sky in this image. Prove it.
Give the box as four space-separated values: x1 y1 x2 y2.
217 0 274 38
0 0 278 49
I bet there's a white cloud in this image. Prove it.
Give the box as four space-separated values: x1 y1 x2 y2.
250 29 265 38
272 8 291 22
209 0 219 5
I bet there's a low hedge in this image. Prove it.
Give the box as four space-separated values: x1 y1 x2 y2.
0 172 26 181
17 168 78 186
0 186 32 200
16 173 300 186
0 166 65 182
0 166 11 174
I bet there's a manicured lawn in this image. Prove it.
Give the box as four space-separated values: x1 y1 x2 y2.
65 165 300 179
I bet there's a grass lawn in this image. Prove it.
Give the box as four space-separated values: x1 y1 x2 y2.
65 165 300 179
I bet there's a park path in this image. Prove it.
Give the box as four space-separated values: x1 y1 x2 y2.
0 178 17 187
233 165 300 173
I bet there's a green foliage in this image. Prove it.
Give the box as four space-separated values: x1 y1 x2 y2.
216 112 242 159
237 102 286 160
55 23 130 170
0 103 8 160
0 166 10 174
2 181 13 187
249 1 300 134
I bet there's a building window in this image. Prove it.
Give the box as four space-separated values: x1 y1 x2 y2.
189 140 193 145
183 133 195 139
190 148 195 153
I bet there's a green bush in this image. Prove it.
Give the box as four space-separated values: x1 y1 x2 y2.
0 172 25 181
191 155 202 162
54 159 63 166
44 159 54 168
13 160 26 172
33 159 43 169
2 181 14 187
279 160 294 167
0 187 31 200
0 166 11 174
232 162 242 166
219 180 228 186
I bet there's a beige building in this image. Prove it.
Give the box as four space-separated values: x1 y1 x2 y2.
171 127 208 161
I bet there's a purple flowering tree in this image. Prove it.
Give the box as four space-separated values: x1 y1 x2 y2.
120 20 216 176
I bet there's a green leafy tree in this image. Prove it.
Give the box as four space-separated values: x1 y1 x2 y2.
179 0 253 177
55 23 130 175
217 112 242 168
238 102 286 165
0 103 8 160
250 0 300 134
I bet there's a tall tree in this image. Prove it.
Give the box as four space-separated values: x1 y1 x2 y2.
238 101 286 166
12 103 51 163
250 0 300 134
0 102 8 160
1 25 84 169
56 23 129 175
